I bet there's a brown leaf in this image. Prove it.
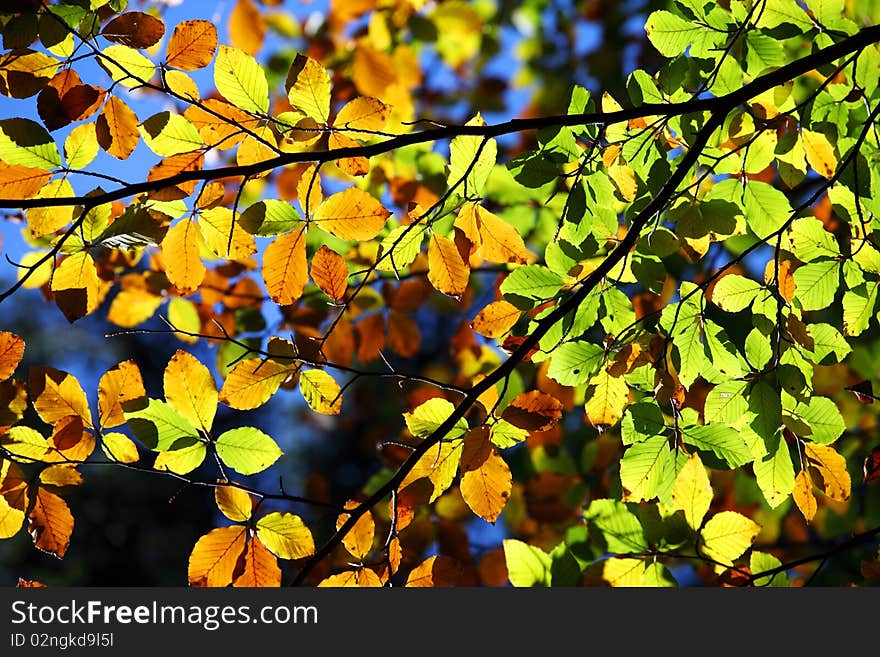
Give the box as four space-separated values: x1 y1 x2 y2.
310 245 349 301
102 12 166 49
27 488 74 558
405 555 461 587
96 95 139 160
0 332 25 381
501 390 563 432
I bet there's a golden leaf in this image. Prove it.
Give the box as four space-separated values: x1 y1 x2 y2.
166 20 218 71
27 488 74 559
29 366 91 427
310 245 349 301
233 536 280 587
804 442 851 502
219 357 295 410
262 226 308 305
311 188 390 241
164 350 218 432
427 232 469 297
188 525 248 587
162 219 207 296
98 360 146 429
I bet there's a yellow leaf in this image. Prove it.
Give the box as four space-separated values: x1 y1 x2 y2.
792 469 817 522
328 131 370 176
100 432 140 463
262 226 308 305
39 464 83 488
299 369 342 415
27 488 74 558
235 125 278 172
448 113 496 197
804 442 851 501
311 187 390 241
336 501 375 559
405 555 461 587
256 511 315 560
229 0 266 56
399 438 464 503
334 96 391 133
96 95 140 160
0 459 27 539
672 453 712 530
465 204 531 264
296 163 322 216
233 536 281 587
215 485 254 522
459 428 512 523
802 130 837 179
471 300 522 338
585 369 629 428
51 252 109 322
162 219 207 295
188 525 247 587
27 178 74 238
100 45 155 88
427 232 469 297
166 20 218 71
310 245 349 301
153 442 206 475
599 558 649 587
138 111 203 156
29 366 91 427
107 286 163 328
98 360 146 429
163 70 200 100
199 207 257 259
286 53 331 123
164 350 218 432
168 297 200 344
64 123 99 170
607 164 638 201
699 511 760 566
219 357 295 410
214 45 268 114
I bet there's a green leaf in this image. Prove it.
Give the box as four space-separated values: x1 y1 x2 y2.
238 200 301 236
753 435 794 508
620 435 676 503
750 551 789 587
403 398 468 440
755 0 814 31
489 419 529 449
842 284 878 336
621 401 667 445
704 379 749 425
681 423 753 468
214 45 269 114
785 217 839 262
376 226 425 273
793 260 839 311
699 511 760 565
583 499 648 554
448 113 497 198
744 181 792 238
0 118 61 169
138 111 203 156
500 265 563 307
215 427 282 475
502 539 552 587
710 274 762 312
645 10 704 58
791 396 845 444
546 341 604 387
809 323 851 363
123 398 200 451
745 328 773 370
675 323 705 390
747 381 782 444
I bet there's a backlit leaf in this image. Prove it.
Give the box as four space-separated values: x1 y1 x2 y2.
27 488 73 558
802 130 837 179
502 539 551 587
311 188 390 241
699 511 760 566
792 469 817 522
188 525 247 587
311 245 349 301
286 54 331 123
448 113 496 197
427 232 469 297
336 501 374 559
215 485 254 522
164 350 218 432
406 555 461 587
262 227 308 305
215 427 282 476
804 442 850 502
233 536 280 587
162 219 207 296
98 360 146 429
219 357 294 410
166 20 218 71
29 366 90 427
0 333 25 381
460 427 512 523
0 118 61 169
99 45 155 88
138 111 203 156
256 512 314 560
214 45 268 114
672 453 713 530
335 96 390 132
472 300 521 338
96 95 139 159
299 369 342 415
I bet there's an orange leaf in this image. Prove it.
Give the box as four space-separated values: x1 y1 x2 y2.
387 310 420 358
102 12 166 49
48 415 95 462
336 501 374 560
96 96 139 160
335 96 391 133
98 360 146 429
311 188 390 241
793 470 817 522
311 245 349 301
473 205 531 264
215 484 254 522
162 219 207 296
427 232 469 297
501 390 563 432
229 0 266 56
29 367 91 427
328 132 370 176
27 488 74 558
0 162 52 200
219 357 295 410
318 568 383 587
188 525 248 587
233 536 280 587
0 332 25 381
460 427 512 523
472 300 520 338
355 313 385 363
184 99 256 149
405 555 461 587
166 20 218 71
147 152 204 201
263 227 309 305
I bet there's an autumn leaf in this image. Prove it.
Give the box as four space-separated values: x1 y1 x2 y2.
335 96 391 133
229 0 266 56
792 469 817 522
299 369 342 415
166 20 218 71
164 350 218 432
215 484 254 522
406 555 461 587
233 536 280 587
188 525 247 587
501 391 563 432
256 512 314 560
262 227 308 305
27 488 74 559
102 12 166 49
472 300 521 338
0 333 25 381
672 453 712 530
804 442 851 502
286 54 331 123
162 219 207 296
97 360 146 429
337 501 374 559
459 427 512 523
96 96 139 159
311 188 390 241
428 232 469 297
311 245 349 301
219 357 295 410
29 367 91 427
